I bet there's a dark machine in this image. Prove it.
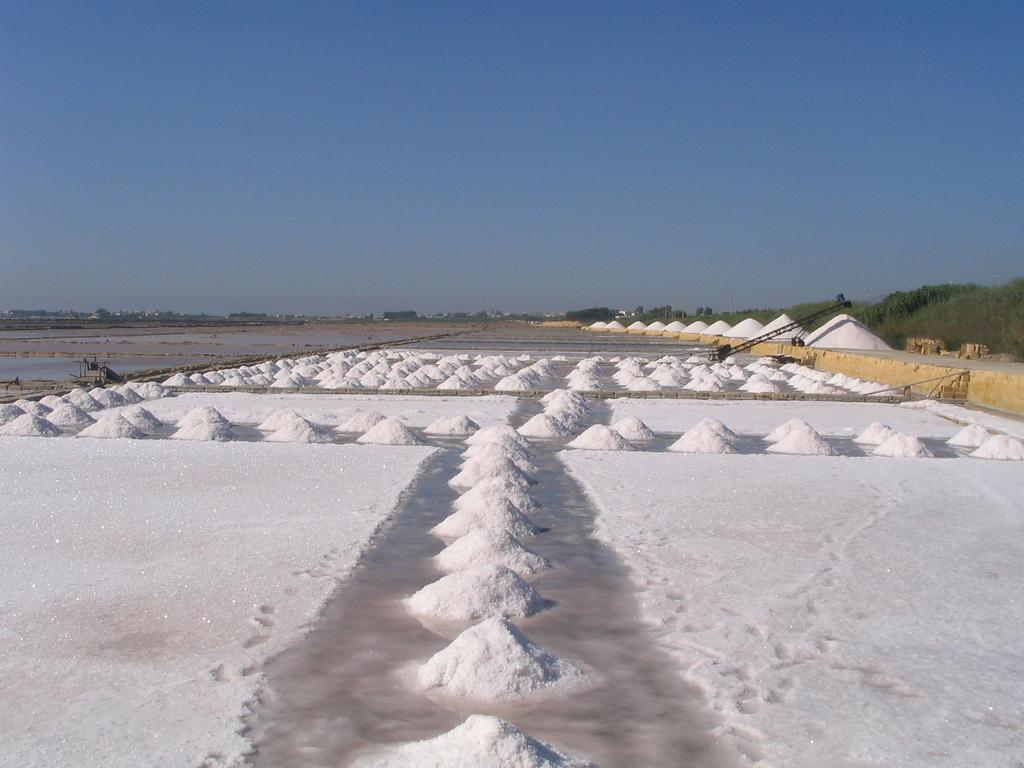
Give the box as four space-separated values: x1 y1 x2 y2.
709 294 852 362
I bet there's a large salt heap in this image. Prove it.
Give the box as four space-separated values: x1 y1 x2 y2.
757 313 806 342
415 618 584 702
357 418 423 446
703 320 732 336
406 565 547 623
425 415 481 436
566 425 635 451
350 714 595 768
724 317 765 339
434 529 550 575
970 435 1024 461
0 414 62 437
805 314 890 350
77 415 146 440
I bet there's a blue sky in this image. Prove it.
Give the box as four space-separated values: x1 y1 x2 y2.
1 1 1021 315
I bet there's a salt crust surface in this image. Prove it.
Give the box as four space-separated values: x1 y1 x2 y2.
0 439 434 768
350 714 595 768
435 529 550 575
562 450 1024 768
902 399 1024 440
406 565 547 623
416 618 583 701
610 399 959 438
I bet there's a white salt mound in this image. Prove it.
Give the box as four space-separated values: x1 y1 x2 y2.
435 529 550 575
425 415 481 436
454 476 541 514
121 406 163 432
64 389 103 412
350 714 594 768
855 422 896 445
338 410 388 432
947 424 990 448
611 417 655 441
266 416 335 444
44 401 95 428
873 433 934 458
449 459 534 492
433 497 540 541
357 418 423 446
466 425 531 450
765 418 815 443
668 423 736 454
970 435 1024 461
416 618 583 702
77 415 146 440
461 442 537 475
0 403 26 425
767 427 834 455
14 399 51 417
805 313 890 350
177 406 230 428
257 408 303 431
0 414 62 437
566 425 635 451
405 565 546 623
172 420 237 442
695 418 737 440
518 413 570 439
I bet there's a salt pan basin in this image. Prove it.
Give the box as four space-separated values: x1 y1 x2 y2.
562 450 1024 768
0 439 434 768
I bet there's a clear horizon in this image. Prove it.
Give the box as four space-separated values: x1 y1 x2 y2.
2 1 1022 315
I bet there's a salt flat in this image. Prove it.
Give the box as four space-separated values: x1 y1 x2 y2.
0 439 434 768
561 449 1024 767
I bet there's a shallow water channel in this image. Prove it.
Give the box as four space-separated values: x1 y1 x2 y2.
248 401 735 768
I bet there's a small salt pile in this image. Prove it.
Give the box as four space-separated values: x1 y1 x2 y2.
63 389 103 412
350 714 594 768
14 399 51 417
77 415 146 440
338 410 388 432
668 421 736 454
449 457 535 492
45 401 95 428
425 415 481 436
0 414 62 437
466 425 531 450
453 475 541 515
947 424 991 448
121 406 163 432
460 442 537 475
970 435 1024 461
172 406 236 441
855 422 896 445
405 565 547 623
518 413 571 439
611 417 655 441
257 408 303 431
766 423 834 455
872 433 934 458
765 418 815 443
356 418 423 446
435 529 550 575
433 496 540 541
566 425 635 451
0 403 26 425
415 618 583 702
162 373 191 386
266 416 335 444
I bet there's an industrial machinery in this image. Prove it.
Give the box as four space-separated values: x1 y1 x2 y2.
709 294 852 362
